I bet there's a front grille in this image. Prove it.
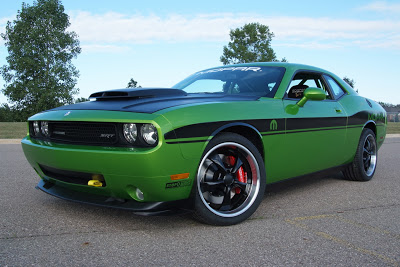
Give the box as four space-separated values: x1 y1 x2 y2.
29 121 158 147
49 122 118 145
39 164 106 186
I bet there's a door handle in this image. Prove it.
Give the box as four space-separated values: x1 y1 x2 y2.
335 108 342 113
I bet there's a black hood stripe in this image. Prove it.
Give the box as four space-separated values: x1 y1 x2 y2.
50 94 261 114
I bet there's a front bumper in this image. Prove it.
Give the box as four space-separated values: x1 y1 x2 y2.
36 180 193 215
22 136 198 203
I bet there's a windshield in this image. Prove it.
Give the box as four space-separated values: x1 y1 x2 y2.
173 66 285 97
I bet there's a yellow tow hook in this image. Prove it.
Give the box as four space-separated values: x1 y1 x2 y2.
88 180 103 187
88 174 104 187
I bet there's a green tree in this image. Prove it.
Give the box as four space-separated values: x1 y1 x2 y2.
343 76 358 93
343 77 355 88
0 104 15 122
74 97 89 103
379 102 400 113
127 78 141 88
220 22 285 65
0 0 81 121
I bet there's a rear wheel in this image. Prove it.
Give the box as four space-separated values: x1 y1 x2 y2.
193 133 266 226
343 128 377 181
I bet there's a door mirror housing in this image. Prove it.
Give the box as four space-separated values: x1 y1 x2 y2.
297 87 326 107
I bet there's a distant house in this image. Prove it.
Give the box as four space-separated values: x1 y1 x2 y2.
387 112 400 122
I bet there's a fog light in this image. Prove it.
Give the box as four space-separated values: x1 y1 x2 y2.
33 121 40 135
136 188 144 200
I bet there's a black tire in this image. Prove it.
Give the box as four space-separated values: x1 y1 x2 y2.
343 128 377 181
193 133 266 226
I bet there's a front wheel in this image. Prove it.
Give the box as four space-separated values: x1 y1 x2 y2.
343 128 377 181
193 133 266 226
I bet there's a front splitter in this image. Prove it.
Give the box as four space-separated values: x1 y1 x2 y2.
36 179 192 216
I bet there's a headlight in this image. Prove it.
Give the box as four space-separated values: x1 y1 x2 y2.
141 124 158 145
41 121 49 137
123 123 137 143
33 121 40 135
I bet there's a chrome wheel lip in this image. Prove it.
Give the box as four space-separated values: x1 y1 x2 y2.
363 134 377 176
197 142 260 218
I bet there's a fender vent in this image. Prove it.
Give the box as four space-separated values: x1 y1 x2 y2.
366 99 372 108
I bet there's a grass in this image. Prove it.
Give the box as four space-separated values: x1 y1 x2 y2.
387 122 400 134
0 121 399 139
0 122 28 139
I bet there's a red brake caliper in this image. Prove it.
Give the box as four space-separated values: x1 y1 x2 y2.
227 156 246 194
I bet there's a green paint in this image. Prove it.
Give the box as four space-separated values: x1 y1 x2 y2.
285 104 300 115
296 87 326 108
304 87 327 101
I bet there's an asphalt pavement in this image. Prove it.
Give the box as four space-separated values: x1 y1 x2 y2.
0 137 399 266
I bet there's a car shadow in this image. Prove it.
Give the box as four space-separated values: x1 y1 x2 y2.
264 171 344 197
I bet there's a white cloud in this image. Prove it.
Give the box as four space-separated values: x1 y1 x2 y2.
351 34 400 49
67 11 400 52
268 17 400 50
360 1 400 13
0 17 10 25
80 44 132 54
277 42 344 50
69 11 235 43
1 11 399 52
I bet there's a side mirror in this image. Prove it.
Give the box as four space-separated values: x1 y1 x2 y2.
297 87 326 107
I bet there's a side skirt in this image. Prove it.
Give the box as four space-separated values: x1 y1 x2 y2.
266 164 349 186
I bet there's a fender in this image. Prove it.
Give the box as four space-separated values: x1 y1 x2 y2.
210 122 263 140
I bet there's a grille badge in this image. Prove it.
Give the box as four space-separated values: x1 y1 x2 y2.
100 134 115 138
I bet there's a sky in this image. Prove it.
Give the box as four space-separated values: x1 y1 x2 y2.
0 0 399 104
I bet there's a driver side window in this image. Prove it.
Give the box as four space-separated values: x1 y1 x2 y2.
286 72 333 100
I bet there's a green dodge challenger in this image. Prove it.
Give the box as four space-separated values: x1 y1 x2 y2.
22 62 387 225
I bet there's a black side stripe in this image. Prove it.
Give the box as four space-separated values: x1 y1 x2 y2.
164 119 284 140
164 111 382 144
166 139 209 144
286 117 346 130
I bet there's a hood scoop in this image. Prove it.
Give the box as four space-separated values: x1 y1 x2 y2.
89 88 186 100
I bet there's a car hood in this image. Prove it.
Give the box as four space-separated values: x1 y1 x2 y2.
50 88 260 114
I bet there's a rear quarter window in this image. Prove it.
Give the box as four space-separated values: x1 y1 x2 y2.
324 75 346 99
